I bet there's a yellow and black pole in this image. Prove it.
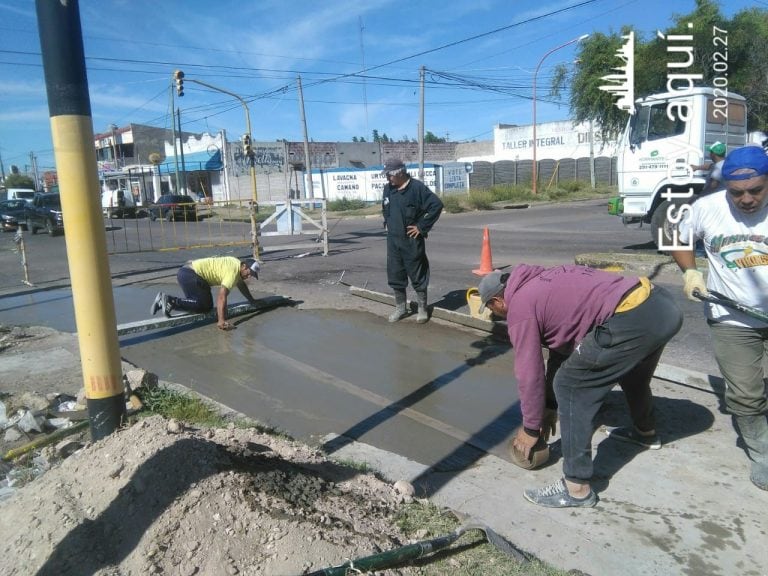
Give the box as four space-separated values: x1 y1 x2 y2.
36 0 125 440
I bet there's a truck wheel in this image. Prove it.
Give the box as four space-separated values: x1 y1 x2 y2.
651 200 686 251
46 220 56 236
27 218 37 235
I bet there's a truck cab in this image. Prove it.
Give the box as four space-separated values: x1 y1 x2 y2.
612 87 747 247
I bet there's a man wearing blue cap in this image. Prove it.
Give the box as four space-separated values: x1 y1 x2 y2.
675 145 768 491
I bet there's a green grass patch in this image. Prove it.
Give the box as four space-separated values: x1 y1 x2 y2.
138 386 229 427
441 195 466 213
444 181 615 212
327 197 369 212
395 501 569 576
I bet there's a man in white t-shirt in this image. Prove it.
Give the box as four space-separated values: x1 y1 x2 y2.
675 145 768 491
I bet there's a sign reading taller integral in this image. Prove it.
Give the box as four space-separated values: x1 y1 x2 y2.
494 121 617 161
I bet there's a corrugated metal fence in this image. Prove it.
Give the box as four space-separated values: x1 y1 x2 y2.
469 157 617 189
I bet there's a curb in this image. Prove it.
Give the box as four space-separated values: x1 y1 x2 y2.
575 252 709 275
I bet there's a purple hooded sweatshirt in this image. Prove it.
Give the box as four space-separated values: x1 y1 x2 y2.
503 264 639 430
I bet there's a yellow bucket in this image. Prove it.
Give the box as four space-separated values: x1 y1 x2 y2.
466 287 493 321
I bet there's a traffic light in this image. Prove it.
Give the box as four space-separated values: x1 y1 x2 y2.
242 134 252 158
173 70 185 97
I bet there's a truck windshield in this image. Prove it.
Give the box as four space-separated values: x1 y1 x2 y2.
630 103 688 146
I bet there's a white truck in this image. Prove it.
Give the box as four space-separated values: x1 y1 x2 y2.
609 87 748 247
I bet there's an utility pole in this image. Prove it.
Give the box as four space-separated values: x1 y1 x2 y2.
29 152 40 191
297 75 314 200
418 66 425 180
589 120 596 189
359 16 369 137
169 79 181 194
176 107 187 194
35 0 125 440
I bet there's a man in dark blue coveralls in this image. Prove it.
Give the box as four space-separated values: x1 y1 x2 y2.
381 158 444 323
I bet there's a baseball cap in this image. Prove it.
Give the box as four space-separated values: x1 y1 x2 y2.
707 141 726 156
381 158 406 175
722 146 768 181
478 270 508 309
242 258 260 278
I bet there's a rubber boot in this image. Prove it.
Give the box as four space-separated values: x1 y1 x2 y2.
416 291 429 324
388 291 408 323
734 414 768 491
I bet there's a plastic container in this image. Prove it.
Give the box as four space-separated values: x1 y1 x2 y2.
466 287 493 321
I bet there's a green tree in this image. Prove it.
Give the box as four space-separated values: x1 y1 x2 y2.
3 174 34 189
424 131 447 143
552 1 768 134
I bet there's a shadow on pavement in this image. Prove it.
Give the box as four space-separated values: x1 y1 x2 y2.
323 337 520 481
590 391 716 493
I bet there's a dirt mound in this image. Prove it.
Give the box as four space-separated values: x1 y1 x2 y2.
0 415 418 576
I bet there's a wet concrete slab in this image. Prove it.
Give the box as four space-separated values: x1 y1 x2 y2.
0 284 525 470
120 305 524 470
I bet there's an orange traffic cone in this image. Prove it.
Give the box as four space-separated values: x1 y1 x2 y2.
472 227 494 276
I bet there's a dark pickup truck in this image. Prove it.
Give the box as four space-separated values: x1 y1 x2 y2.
25 193 64 236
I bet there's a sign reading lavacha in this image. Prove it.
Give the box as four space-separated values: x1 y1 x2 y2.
310 164 439 202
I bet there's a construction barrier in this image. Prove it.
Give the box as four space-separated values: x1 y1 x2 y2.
102 198 328 256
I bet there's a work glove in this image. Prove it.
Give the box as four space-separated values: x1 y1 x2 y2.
541 408 558 442
683 269 708 302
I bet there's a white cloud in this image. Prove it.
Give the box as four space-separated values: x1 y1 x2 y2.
0 105 50 124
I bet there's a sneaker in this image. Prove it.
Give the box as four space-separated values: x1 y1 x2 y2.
605 426 661 450
150 292 164 316
523 478 597 508
162 294 173 318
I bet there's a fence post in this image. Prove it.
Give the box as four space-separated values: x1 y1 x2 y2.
13 229 33 287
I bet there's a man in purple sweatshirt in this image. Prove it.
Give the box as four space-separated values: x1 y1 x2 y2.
478 265 682 508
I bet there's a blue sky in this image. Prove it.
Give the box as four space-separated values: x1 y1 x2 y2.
0 0 758 172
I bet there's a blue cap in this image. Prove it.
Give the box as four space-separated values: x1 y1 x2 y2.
722 146 768 181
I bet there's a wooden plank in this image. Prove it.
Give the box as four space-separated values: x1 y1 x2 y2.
116 295 292 336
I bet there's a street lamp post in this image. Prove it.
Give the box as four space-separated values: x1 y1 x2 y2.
174 73 261 260
532 34 589 195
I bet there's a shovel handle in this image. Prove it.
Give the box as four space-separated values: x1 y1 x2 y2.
692 289 768 323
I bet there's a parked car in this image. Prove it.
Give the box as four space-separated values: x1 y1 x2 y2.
148 194 198 222
3 188 36 204
0 199 29 232
25 193 64 236
102 188 137 218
